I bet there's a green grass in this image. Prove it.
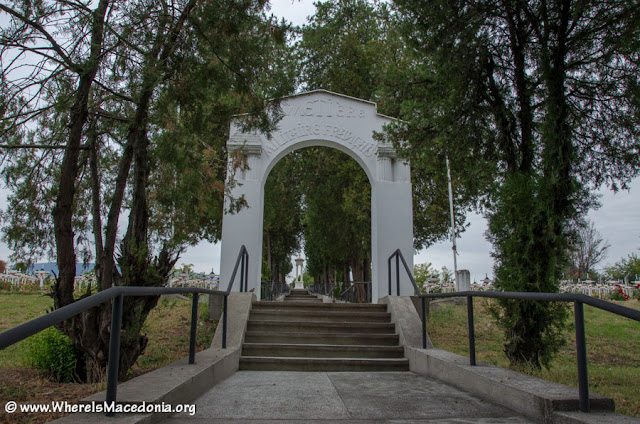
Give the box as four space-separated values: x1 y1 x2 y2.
0 294 216 374
0 294 54 368
427 299 640 418
132 297 216 374
1 293 217 424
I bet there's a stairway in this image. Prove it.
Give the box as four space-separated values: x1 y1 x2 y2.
239 289 409 371
284 288 323 303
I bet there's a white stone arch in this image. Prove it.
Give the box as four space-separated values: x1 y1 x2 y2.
219 90 414 301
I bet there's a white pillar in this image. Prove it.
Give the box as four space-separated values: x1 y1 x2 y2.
294 257 304 289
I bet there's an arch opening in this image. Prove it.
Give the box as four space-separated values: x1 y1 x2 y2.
262 145 373 301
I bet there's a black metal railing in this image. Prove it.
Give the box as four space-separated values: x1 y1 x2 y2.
0 245 249 416
309 280 335 297
261 281 290 300
388 248 640 414
340 281 372 303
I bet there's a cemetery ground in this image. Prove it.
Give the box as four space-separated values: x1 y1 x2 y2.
1 293 639 423
0 293 216 424
427 298 640 418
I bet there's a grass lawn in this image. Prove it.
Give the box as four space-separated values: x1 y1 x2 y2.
0 293 216 424
426 298 640 418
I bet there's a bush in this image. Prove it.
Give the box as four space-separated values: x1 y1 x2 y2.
26 327 84 383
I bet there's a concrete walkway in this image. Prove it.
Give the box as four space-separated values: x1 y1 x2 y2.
163 371 533 423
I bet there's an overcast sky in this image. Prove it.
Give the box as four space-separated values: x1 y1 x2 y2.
1 0 638 283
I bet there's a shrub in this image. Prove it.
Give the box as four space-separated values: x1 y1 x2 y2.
26 327 84 383
608 291 627 301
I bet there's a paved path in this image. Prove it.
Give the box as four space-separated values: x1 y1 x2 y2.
164 371 533 423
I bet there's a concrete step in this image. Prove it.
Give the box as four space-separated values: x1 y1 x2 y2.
246 320 397 334
239 356 410 371
252 301 387 312
283 298 323 303
249 310 392 323
242 343 405 358
244 331 401 346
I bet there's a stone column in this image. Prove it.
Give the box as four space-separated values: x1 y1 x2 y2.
294 257 304 289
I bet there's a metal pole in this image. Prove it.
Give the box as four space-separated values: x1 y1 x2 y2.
105 294 124 416
395 254 400 296
189 293 199 364
388 257 392 295
240 254 245 292
574 301 590 412
446 157 459 291
244 252 249 293
222 295 228 349
467 296 476 366
421 296 427 349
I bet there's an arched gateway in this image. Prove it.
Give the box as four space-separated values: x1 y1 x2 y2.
219 90 413 301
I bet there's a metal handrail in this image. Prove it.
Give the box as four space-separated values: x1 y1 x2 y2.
0 245 249 416
260 281 289 301
340 281 372 303
388 248 640 414
309 280 335 297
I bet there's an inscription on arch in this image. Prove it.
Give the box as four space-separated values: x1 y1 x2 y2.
284 98 366 119
262 121 376 158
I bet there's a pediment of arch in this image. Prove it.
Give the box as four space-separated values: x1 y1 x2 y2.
228 90 407 183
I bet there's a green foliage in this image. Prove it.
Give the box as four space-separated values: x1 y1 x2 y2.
297 0 402 105
291 0 399 283
387 0 640 368
487 173 571 369
302 272 314 287
606 253 640 281
301 147 371 281
26 327 84 383
607 291 627 302
413 263 437 289
263 154 304 282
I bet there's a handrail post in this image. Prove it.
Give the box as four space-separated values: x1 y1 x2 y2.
105 294 124 416
574 301 590 412
395 254 400 296
189 293 199 364
222 294 228 349
240 254 245 292
421 296 427 349
388 256 392 295
244 251 249 293
467 296 476 366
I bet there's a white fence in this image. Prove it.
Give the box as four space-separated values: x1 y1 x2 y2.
419 279 639 300
0 270 218 293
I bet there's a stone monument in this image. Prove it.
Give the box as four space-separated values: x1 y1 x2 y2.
456 269 471 291
219 90 414 301
294 257 305 289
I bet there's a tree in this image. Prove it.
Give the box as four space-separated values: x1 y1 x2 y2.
387 0 640 368
300 147 371 294
1 0 293 381
567 220 610 279
606 253 640 283
413 262 438 290
293 0 403 302
263 153 304 282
